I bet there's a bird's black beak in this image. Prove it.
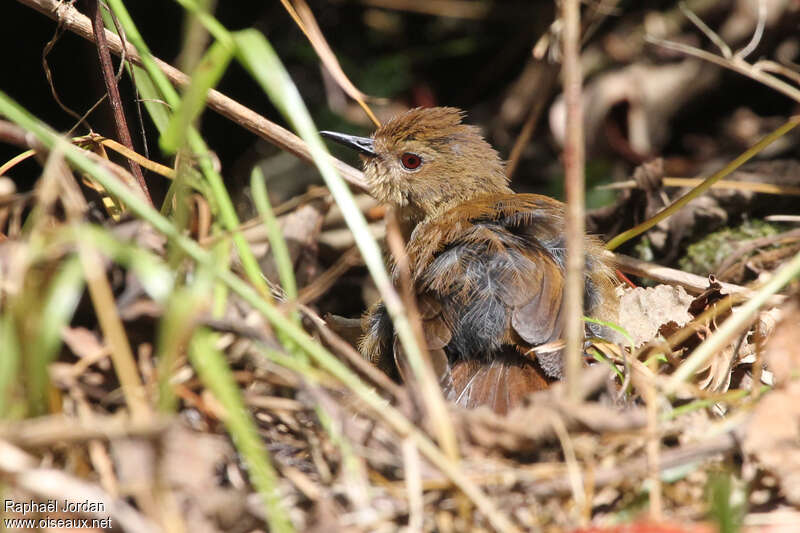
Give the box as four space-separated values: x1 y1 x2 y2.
320 131 377 157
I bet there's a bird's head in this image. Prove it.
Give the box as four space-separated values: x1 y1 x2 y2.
322 107 510 221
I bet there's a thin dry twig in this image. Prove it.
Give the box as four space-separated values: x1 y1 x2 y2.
99 1 151 160
526 431 738 496
599 176 800 196
679 1 732 58
384 210 462 470
644 373 662 520
402 438 424 532
647 36 800 103
85 0 152 205
646 4 800 106
735 0 767 60
41 12 85 125
279 0 381 127
548 412 586 519
0 414 169 447
609 251 787 307
561 0 586 402
716 228 800 276
755 59 800 87
297 246 361 304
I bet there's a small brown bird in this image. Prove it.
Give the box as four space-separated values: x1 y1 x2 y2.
322 107 616 414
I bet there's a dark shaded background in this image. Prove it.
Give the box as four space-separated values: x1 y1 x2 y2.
3 1 799 216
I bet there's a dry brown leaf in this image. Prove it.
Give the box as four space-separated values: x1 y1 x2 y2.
618 284 693 347
681 279 742 392
62 326 107 361
763 296 800 385
743 381 800 506
742 296 800 506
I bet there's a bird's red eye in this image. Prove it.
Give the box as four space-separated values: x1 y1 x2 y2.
400 153 422 170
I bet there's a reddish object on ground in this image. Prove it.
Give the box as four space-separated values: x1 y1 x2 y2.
571 522 716 533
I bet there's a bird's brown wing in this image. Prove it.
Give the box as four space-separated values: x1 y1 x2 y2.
360 193 613 413
410 208 569 412
415 216 568 353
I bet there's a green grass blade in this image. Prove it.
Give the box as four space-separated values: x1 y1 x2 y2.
250 168 298 306
232 28 460 462
105 0 271 300
100 5 172 134
189 329 294 533
27 257 85 415
172 0 234 47
0 89 514 533
155 286 201 413
0 314 22 418
161 40 233 154
74 225 175 303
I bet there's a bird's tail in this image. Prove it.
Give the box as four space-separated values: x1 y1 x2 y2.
442 348 550 415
